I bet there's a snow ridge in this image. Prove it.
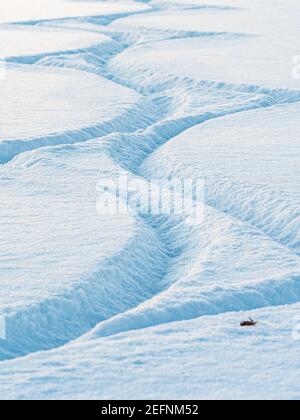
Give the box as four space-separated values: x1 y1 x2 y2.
0 0 300 373
0 214 174 360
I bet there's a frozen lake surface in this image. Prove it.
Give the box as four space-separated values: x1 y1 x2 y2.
0 0 300 400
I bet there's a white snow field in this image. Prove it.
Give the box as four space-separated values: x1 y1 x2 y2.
0 0 300 400
0 0 150 24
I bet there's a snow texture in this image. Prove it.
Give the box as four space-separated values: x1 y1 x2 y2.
0 0 300 400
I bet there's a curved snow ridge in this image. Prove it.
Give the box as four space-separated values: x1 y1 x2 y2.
91 248 300 339
0 153 202 361
0 0 152 25
108 27 245 47
1 302 300 401
41 17 246 48
0 70 159 164
143 157 300 255
105 92 274 173
22 52 275 172
0 24 121 62
84 178 300 339
90 116 300 339
28 7 154 28
7 36 122 68
108 52 300 105
36 24 247 82
33 49 116 79
32 27 275 129
205 178 300 255
150 0 240 11
140 103 300 254
0 104 156 165
0 214 173 361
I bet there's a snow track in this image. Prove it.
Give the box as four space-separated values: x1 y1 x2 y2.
1 0 300 399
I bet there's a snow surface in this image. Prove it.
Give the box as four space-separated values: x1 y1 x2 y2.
0 0 150 23
0 0 300 400
0 26 118 60
0 145 170 359
0 64 156 163
2 304 300 400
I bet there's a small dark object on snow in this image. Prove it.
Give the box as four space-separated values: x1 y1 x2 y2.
240 318 257 327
